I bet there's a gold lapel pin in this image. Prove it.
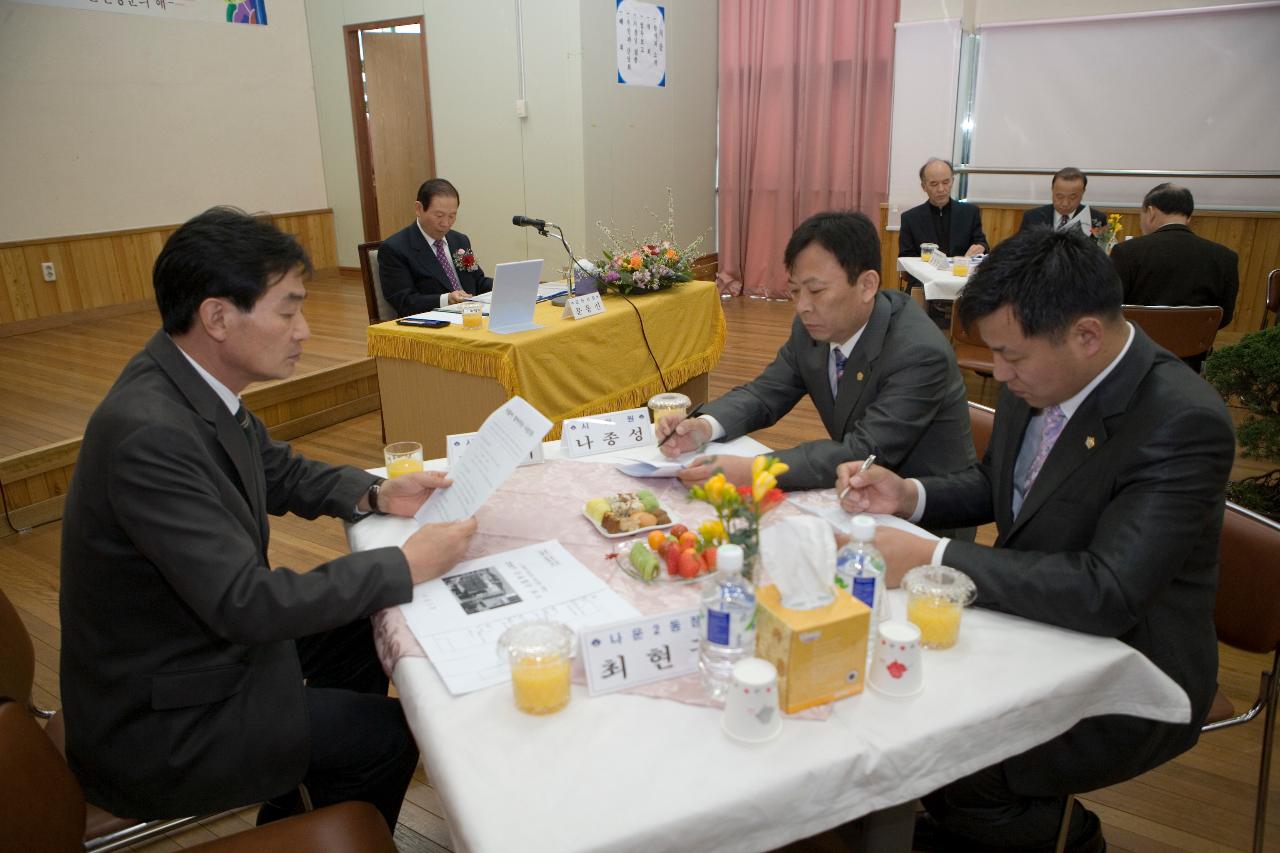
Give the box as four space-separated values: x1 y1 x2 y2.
1085 436 1096 449
856 371 864 381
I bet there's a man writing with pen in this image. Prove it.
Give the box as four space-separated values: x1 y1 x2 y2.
656 210 975 537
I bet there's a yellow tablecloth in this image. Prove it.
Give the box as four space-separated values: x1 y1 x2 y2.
366 280 726 438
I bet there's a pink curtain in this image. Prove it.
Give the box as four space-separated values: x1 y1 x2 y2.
717 0 898 299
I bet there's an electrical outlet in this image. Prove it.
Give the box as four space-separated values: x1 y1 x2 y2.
515 99 528 118
41 262 56 282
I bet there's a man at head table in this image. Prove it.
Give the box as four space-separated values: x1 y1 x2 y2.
656 210 975 537
836 227 1234 852
1018 166 1108 236
378 177 493 316
59 207 477 832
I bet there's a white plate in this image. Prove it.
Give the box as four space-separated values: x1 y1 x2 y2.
615 539 705 585
581 504 678 539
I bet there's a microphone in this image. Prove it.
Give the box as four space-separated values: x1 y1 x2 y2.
511 215 552 231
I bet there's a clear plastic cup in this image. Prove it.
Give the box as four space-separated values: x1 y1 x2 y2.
461 303 483 330
497 621 575 715
902 565 977 650
920 242 938 263
648 392 691 425
383 441 423 478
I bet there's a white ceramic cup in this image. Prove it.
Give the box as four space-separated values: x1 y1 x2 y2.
868 620 924 697
721 657 783 743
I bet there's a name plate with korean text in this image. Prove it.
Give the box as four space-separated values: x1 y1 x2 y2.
561 407 654 458
581 608 701 696
446 432 544 468
561 291 606 320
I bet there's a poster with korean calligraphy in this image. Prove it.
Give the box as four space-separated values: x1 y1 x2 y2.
615 0 666 87
14 0 267 26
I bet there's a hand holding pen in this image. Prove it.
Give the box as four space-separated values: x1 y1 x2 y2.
655 405 709 458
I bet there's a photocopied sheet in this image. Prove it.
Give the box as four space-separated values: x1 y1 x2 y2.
398 540 641 695
415 396 552 524
613 441 738 478
784 489 940 541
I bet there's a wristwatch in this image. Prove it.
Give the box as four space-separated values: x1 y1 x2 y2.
366 479 388 516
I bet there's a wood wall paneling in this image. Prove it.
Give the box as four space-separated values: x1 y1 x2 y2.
879 204 1280 335
0 211 337 336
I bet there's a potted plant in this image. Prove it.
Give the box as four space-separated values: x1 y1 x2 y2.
1204 324 1280 519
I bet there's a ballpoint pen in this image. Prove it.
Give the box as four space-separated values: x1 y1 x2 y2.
655 404 704 450
837 454 876 502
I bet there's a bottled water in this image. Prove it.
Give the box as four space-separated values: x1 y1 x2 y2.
698 544 757 700
835 515 888 668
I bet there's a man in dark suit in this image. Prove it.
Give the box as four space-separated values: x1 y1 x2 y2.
898 158 988 261
379 177 493 316
60 208 477 831
1112 182 1239 327
1019 167 1108 236
837 227 1235 852
658 211 975 513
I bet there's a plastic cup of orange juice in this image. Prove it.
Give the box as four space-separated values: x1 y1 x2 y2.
461 303 483 330
498 621 575 715
383 441 423 478
902 565 977 650
920 242 938 263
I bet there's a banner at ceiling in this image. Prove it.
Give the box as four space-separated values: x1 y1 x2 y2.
13 0 267 26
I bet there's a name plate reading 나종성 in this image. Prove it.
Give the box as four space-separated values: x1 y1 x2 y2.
581 608 701 696
561 407 654 458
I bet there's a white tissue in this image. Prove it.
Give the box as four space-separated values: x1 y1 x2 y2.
759 516 837 610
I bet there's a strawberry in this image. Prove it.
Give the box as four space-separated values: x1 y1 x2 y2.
678 530 699 551
678 548 701 578
666 543 682 576
702 546 717 571
669 524 689 539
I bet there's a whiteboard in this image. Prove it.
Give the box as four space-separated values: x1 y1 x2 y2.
886 18 963 229
966 4 1280 209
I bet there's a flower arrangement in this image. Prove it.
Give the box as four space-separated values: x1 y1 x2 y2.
1093 213 1124 254
453 247 479 273
688 456 789 581
595 189 705 295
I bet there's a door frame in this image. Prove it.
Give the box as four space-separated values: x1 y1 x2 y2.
343 16 437 243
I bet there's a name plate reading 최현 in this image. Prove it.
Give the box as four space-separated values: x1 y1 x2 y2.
581 608 701 696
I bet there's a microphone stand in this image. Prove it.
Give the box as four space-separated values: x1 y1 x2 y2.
530 223 596 306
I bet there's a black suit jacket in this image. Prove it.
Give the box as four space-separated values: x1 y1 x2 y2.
1111 224 1239 327
702 290 975 491
379 223 493 316
898 199 988 259
59 332 412 818
1019 203 1107 234
919 328 1234 791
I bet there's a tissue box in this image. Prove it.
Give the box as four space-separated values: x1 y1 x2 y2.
754 584 870 713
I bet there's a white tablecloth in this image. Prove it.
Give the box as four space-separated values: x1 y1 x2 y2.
350 440 1191 853
898 257 968 301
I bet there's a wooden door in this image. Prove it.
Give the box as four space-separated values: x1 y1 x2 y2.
362 32 434 241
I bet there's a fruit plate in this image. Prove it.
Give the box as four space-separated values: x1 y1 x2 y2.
615 540 704 586
581 505 678 539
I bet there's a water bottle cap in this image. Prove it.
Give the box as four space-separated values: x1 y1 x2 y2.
851 514 876 542
717 543 744 573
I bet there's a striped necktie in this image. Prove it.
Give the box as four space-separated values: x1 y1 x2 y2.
832 347 848 397
1057 214 1070 230
433 239 463 292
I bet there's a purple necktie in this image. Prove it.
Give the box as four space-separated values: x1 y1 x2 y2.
831 347 847 397
1024 405 1066 492
433 239 463 292
1057 214 1070 230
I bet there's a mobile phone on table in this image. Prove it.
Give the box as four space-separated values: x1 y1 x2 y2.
396 318 451 328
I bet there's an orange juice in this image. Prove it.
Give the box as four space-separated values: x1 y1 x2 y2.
386 457 423 478
951 259 969 277
511 656 571 715
907 596 963 649
921 251 933 263
462 311 483 330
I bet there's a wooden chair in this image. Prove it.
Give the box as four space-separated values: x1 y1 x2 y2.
967 401 995 460
1121 305 1222 359
358 241 398 324
0 699 396 853
949 297 995 376
1199 501 1280 853
1263 268 1279 330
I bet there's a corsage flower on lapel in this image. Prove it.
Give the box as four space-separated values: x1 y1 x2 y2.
453 248 478 273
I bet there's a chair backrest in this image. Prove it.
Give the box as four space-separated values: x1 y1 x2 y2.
949 297 985 348
948 296 996 375
358 241 397 324
1214 502 1280 653
1122 305 1222 358
1265 268 1280 330
0 587 34 709
968 401 995 460
0 699 86 853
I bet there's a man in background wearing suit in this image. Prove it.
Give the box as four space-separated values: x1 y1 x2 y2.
379 177 493 316
1019 166 1108 236
1111 183 1238 368
60 208 477 831
837 228 1234 852
898 158 988 261
658 211 975 529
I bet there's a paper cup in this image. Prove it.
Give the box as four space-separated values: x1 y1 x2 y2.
868 620 924 697
722 657 783 743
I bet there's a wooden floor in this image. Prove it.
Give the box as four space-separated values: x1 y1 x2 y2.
1 292 1278 851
